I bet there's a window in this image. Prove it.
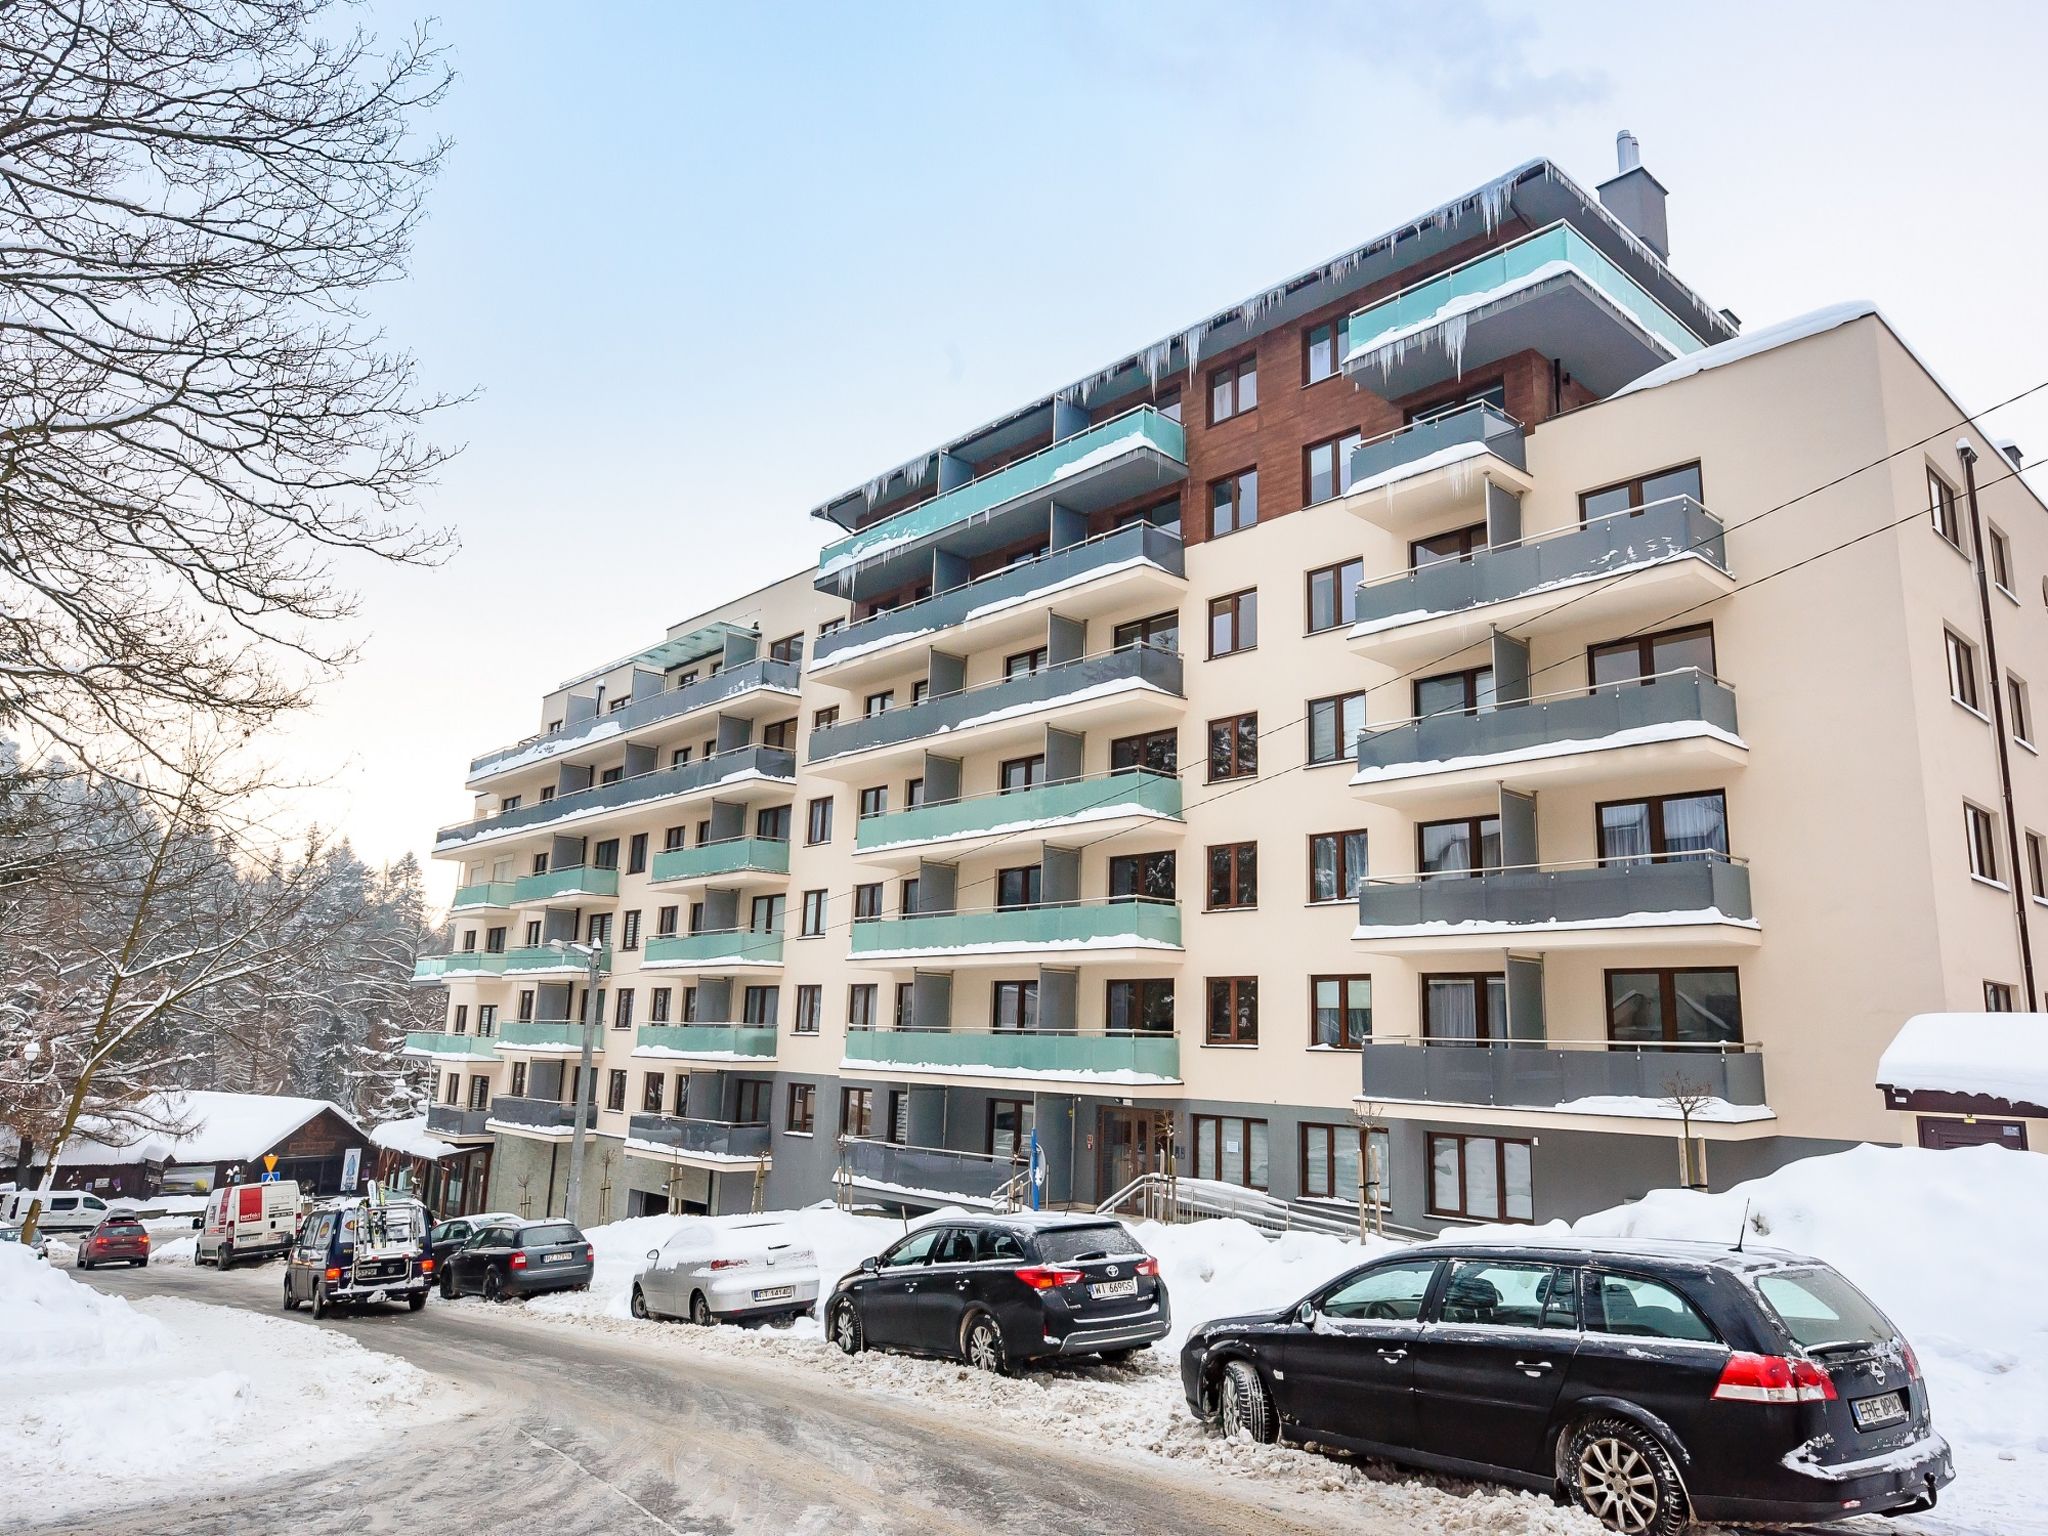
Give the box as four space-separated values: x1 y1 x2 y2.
1307 690 1367 764
2029 830 2047 900
1597 790 1729 864
898 876 919 915
813 705 839 730
858 785 887 819
799 889 826 937
1414 666 1494 718
894 982 915 1028
613 989 635 1030
996 865 1042 910
620 910 641 952
605 1070 627 1113
517 990 536 1022
756 804 790 841
818 618 844 639
503 794 524 812
768 633 803 664
592 838 620 869
762 717 796 750
742 985 778 1025
863 690 893 717
1106 978 1174 1034
853 883 882 922
1108 850 1176 901
1303 319 1347 385
806 796 834 844
1208 712 1257 781
1946 630 1982 711
1209 469 1258 537
1990 525 2015 593
477 1004 496 1038
992 979 1038 1031
655 904 679 938
679 986 698 1022
999 754 1045 793
509 1060 528 1098
794 985 821 1034
988 1100 1034 1161
1192 1114 1268 1188
1323 1259 1438 1319
1208 356 1257 423
911 679 929 704
735 1080 770 1124
1580 461 1703 522
1004 647 1047 679
669 747 690 768
1311 975 1372 1048
585 912 612 946
785 1084 815 1134
1606 968 1742 1045
1309 830 1369 903
642 1072 665 1114
1589 624 1715 688
1429 1133 1533 1222
840 1086 875 1138
483 925 506 954
1985 981 2017 1012
1112 728 1177 774
1592 1273 1714 1341
1411 522 1486 569
2011 675 2034 746
442 1070 459 1105
663 825 686 851
1967 802 2002 882
1207 842 1257 909
1206 977 1258 1044
1439 1260 1580 1329
627 833 648 875
451 1003 469 1034
1300 1123 1383 1203
847 984 877 1032
1304 430 1363 505
1418 815 1501 876
649 987 672 1023
522 920 541 949
1929 467 1964 548
1424 973 1508 1041
1208 589 1258 656
1306 557 1364 633
469 1076 491 1111
1113 611 1179 651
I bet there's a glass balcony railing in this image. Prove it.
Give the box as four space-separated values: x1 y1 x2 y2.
425 1105 493 1138
1351 496 1728 633
436 745 797 851
813 523 1186 671
512 865 619 904
839 1138 1026 1203
450 881 518 912
809 644 1182 765
496 1019 588 1050
634 1023 778 1058
467 657 801 781
625 1114 771 1160
648 837 790 885
412 951 507 982
503 944 611 976
641 930 785 969
1354 669 1739 779
488 1096 589 1130
1357 853 1753 932
403 1030 499 1059
1346 401 1526 492
818 406 1187 578
1360 1038 1766 1109
844 1026 1180 1080
855 769 1181 853
848 897 1181 958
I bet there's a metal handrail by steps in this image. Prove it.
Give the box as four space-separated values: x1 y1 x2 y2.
1095 1173 1363 1237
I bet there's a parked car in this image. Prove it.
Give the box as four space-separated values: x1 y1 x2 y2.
195 1179 303 1268
283 1195 434 1317
631 1217 818 1325
75 1214 150 1269
827 1213 1169 1374
1180 1238 1953 1533
1 1188 111 1233
427 1211 518 1272
0 1222 50 1260
440 1218 593 1302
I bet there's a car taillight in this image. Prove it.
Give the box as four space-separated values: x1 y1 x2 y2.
324 1267 341 1282
421 1257 435 1273
1134 1257 1160 1277
1014 1265 1084 1290
585 1244 595 1264
509 1252 527 1270
93 1237 108 1247
1713 1351 1838 1403
1902 1342 1921 1379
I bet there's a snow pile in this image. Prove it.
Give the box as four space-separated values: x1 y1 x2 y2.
0 1242 168 1369
1130 1218 1392 1348
1877 1012 2048 1107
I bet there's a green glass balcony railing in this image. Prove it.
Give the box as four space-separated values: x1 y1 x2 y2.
848 898 1181 958
513 865 619 904
435 745 797 851
648 837 790 885
496 1019 588 1050
412 951 508 982
634 1024 778 1058
855 770 1181 853
641 930 785 969
844 1027 1180 1080
504 944 612 975
403 1030 499 1059
450 881 518 912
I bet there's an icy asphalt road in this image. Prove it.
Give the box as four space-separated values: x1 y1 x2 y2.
43 1261 1490 1536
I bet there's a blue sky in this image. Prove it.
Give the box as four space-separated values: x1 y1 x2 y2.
296 1 2048 893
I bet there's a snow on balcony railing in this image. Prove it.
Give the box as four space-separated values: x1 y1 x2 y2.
1360 1036 1768 1111
848 896 1182 959
647 836 789 885
854 769 1182 853
1356 851 1755 933
436 745 796 850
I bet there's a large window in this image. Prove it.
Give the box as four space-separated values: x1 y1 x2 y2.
1303 319 1348 385
847 983 877 1033
1429 1133 1533 1222
1307 690 1366 764
989 1100 1034 1161
1210 469 1258 537
1414 666 1493 718
1589 623 1715 687
1301 1123 1388 1203
1945 630 1982 711
741 986 778 1026
1606 968 1742 1046
1967 802 2002 883
794 985 822 1035
1929 467 1964 549
1208 712 1257 781
1308 830 1368 902
1113 610 1180 651
1206 977 1258 1044
840 1087 875 1139
1579 461 1703 522
1206 842 1258 910
999 754 1045 793
1423 973 1507 1041
1411 522 1485 569
1418 815 1501 877
1209 589 1258 656
800 889 826 937
1209 356 1257 423
1306 557 1364 633
1108 850 1176 901
996 865 1041 910
1311 975 1372 1049
1107 978 1175 1034
1112 728 1177 774
806 796 834 845
992 979 1038 1032
1597 790 1728 864
1304 431 1363 505
1192 1114 1268 1188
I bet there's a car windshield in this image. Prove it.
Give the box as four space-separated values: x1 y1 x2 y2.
1031 1223 1143 1263
521 1223 581 1247
1755 1268 1898 1351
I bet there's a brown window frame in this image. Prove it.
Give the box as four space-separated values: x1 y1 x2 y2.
1403 377 1507 426
806 796 834 845
785 1083 815 1134
840 1086 875 1138
1302 319 1347 386
1208 588 1258 657
1209 468 1258 538
734 1080 770 1124
858 785 887 820
1588 623 1717 688
1417 815 1502 875
1945 629 1982 711
1421 971 1509 1041
794 984 822 1035
853 882 882 922
605 1069 627 1114
1309 974 1372 1049
799 888 826 937
986 1098 1033 1160
1303 429 1363 507
1305 557 1364 635
1004 646 1048 679
1306 690 1366 765
1208 355 1258 424
1929 467 1964 548
1206 841 1258 911
1966 802 2002 883
1427 1132 1534 1223
1594 789 1730 864
1106 977 1175 1034
2010 674 2034 746
1190 1112 1268 1188
999 753 1045 793
1985 981 2018 1012
1207 712 1257 782
1577 459 1704 523
641 1072 665 1114
847 983 877 1033
1410 521 1486 569
1989 524 2015 592
1299 1122 1376 1201
991 978 1038 1031
1602 966 1744 1046
813 704 839 730
2027 830 2048 900
1308 830 1369 904
1205 976 1259 1044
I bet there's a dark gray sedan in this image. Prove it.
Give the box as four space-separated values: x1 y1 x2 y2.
440 1218 592 1301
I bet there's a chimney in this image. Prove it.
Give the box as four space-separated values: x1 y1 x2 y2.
1597 129 1671 262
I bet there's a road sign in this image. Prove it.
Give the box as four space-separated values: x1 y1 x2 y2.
262 1153 277 1172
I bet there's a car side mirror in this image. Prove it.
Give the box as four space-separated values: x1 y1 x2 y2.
1297 1299 1319 1326
646 1249 660 1262
191 1216 202 1229
860 1256 880 1274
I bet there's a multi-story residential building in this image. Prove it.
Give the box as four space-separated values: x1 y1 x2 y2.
412 141 2048 1231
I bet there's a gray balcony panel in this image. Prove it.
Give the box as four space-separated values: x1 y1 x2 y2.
1348 402 1526 489
1360 1041 1766 1108
1358 856 1752 929
425 1105 492 1138
437 745 796 850
839 1139 1021 1202
625 1115 771 1160
487 1096 587 1130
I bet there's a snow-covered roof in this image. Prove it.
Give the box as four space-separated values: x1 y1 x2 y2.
1610 301 1881 399
368 1116 458 1161
1876 1013 2048 1112
58 1090 366 1167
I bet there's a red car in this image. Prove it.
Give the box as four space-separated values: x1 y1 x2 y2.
76 1215 150 1269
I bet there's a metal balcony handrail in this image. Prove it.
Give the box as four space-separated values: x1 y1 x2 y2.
1352 399 1525 454
866 893 1178 920
1375 1034 1760 1054
440 744 797 844
1365 848 1744 886
1353 494 1716 591
1364 667 1734 731
844 1022 1180 1037
860 765 1177 815
839 1135 1024 1166
869 640 1179 708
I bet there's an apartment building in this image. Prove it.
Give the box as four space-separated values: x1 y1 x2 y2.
411 143 2048 1231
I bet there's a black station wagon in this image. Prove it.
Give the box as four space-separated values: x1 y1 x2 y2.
1180 1238 1952 1533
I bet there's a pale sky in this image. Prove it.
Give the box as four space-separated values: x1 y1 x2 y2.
287 0 2048 904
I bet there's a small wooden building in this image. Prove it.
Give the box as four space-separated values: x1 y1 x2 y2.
52 1091 375 1197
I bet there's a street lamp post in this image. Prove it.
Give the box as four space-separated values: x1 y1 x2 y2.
551 938 607 1224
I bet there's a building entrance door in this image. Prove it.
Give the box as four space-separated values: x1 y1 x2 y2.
1097 1108 1168 1203
1917 1116 2027 1150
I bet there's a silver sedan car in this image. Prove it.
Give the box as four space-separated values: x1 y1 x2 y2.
0 1222 50 1260
630 1217 818 1326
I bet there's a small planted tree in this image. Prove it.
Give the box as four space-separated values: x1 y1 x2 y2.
1661 1075 1715 1190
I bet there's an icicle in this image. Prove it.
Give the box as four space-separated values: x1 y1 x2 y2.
904 456 929 489
1141 339 1173 386
1441 312 1470 376
1182 322 1205 380
862 472 890 508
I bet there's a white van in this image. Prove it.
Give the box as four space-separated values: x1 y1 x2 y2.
194 1179 302 1267
1 1189 111 1233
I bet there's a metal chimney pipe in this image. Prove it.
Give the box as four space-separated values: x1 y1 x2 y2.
1617 130 1642 174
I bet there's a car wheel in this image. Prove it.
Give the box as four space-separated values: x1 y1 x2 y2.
630 1284 652 1321
1218 1360 1276 1444
1566 1417 1687 1536
962 1312 1009 1376
689 1291 714 1327
407 1291 427 1312
830 1298 863 1355
136 1257 147 1268
484 1271 504 1303
75 1255 89 1270
283 1279 298 1312
311 1281 329 1319
439 1269 455 1300
219 1241 234 1270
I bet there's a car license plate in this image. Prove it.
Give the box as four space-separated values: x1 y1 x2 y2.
544 1252 574 1263
1090 1278 1138 1300
1852 1391 1908 1430
752 1285 795 1302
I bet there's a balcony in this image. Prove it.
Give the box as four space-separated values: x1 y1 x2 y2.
486 1096 590 1133
494 1019 588 1054
810 523 1187 687
816 406 1187 599
1341 221 1703 399
842 1026 1181 1084
632 1023 778 1062
425 1105 495 1139
648 837 789 888
435 745 797 854
1355 853 1758 953
848 897 1181 967
1359 1039 1770 1131
1347 497 1734 669
837 1138 1025 1208
641 929 784 972
504 944 612 978
512 865 619 906
624 1114 771 1166
1340 404 1531 534
465 656 801 788
1351 670 1746 807
853 769 1182 864
806 644 1183 776
450 881 518 914
411 950 507 984
403 1030 499 1061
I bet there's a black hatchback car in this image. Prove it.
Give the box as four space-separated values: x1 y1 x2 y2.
828 1214 1169 1373
1181 1238 1952 1533
440 1218 593 1302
